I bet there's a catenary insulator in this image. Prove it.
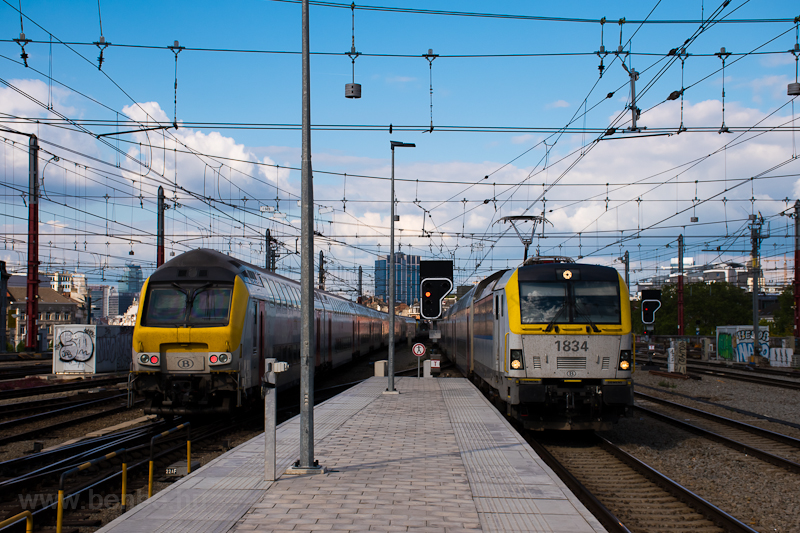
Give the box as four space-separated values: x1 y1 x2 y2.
345 83 361 99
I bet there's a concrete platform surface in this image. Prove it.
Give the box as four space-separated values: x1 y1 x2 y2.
98 377 606 532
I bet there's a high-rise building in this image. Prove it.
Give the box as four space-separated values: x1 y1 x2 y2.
88 285 119 320
374 252 420 306
119 263 144 293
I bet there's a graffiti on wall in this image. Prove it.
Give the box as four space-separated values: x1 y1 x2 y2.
57 329 95 363
717 333 733 360
733 340 771 363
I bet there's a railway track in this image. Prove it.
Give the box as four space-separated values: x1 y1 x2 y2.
529 433 756 533
0 392 128 432
0 375 128 401
644 357 800 391
635 392 800 473
0 413 259 532
0 398 142 448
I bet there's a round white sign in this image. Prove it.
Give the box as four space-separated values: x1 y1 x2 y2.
412 343 426 357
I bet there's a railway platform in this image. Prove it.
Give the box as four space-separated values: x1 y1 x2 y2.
98 377 606 532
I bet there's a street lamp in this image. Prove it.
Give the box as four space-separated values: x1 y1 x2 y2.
386 140 415 394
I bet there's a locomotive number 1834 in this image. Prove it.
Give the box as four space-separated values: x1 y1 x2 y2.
554 340 589 352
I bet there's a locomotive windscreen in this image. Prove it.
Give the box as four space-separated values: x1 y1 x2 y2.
519 280 620 325
143 283 233 327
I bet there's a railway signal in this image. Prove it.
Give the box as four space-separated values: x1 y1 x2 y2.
420 278 452 320
420 260 453 320
641 289 662 324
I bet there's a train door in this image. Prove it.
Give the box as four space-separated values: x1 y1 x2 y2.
315 311 321 369
494 294 500 375
468 303 474 373
258 302 265 383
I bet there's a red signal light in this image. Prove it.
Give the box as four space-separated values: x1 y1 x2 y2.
210 355 218 363
425 291 431 297
150 355 159 364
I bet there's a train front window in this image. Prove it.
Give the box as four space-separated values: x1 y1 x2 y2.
518 280 620 325
144 284 232 327
520 282 567 324
188 288 232 325
573 282 620 324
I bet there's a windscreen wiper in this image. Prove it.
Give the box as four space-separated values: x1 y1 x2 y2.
544 302 568 332
573 303 601 332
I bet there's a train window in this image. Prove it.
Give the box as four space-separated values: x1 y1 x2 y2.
519 282 566 324
573 282 620 324
143 284 232 327
144 288 187 324
495 296 499 320
272 283 285 306
188 288 233 325
292 287 301 307
263 279 276 304
270 280 284 305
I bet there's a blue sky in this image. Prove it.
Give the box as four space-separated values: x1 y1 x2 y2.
1 0 799 297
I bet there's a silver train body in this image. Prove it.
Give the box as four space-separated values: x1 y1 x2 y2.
439 260 634 430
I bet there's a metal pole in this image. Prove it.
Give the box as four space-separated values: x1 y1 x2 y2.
630 69 639 131
318 251 324 290
624 250 630 290
157 186 165 267
264 363 276 481
677 234 684 336
298 0 317 469
26 136 39 351
752 222 760 360
358 266 362 301
795 200 799 344
388 146 396 393
0 261 9 351
265 229 273 271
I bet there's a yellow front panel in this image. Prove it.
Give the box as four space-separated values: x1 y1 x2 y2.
133 276 249 353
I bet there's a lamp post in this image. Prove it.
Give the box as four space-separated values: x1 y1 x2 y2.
386 141 415 394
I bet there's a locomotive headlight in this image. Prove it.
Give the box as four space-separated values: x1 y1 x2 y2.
139 353 149 364
509 349 524 370
219 353 229 363
618 350 632 371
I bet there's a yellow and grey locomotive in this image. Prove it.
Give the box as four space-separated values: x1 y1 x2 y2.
440 257 633 430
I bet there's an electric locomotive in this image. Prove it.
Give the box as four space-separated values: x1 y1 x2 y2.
130 249 413 416
440 257 633 430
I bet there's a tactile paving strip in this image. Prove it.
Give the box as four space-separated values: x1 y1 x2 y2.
439 379 605 532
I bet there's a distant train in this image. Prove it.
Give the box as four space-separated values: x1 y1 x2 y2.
439 257 634 430
130 249 416 416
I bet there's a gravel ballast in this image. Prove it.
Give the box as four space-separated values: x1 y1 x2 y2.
600 368 800 533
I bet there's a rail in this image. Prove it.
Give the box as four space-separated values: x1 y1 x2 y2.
57 448 127 533
149 422 191 498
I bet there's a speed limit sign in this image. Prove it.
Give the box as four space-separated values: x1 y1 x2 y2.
412 343 426 357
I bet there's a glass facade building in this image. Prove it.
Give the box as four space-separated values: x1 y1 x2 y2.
374 252 420 306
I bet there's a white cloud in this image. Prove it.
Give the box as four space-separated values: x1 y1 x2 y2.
385 76 416 84
546 99 570 109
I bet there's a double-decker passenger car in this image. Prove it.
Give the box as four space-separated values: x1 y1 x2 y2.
440 257 633 430
130 249 415 416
